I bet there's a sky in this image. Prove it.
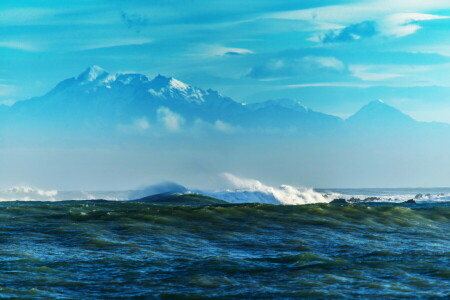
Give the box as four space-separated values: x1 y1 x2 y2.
2 0 450 121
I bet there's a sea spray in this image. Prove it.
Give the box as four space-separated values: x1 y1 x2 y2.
204 173 334 204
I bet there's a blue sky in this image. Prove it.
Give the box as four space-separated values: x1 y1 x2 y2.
3 0 450 121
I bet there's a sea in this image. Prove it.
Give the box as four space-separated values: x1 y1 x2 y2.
0 187 448 298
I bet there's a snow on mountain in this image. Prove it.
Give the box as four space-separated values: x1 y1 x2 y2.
0 66 345 135
4 66 446 139
147 74 206 104
49 67 232 108
77 65 110 84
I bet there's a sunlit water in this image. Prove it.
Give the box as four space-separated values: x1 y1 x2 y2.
0 201 448 298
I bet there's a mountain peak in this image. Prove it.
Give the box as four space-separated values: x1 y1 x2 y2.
77 65 109 83
149 74 189 91
358 99 399 113
347 99 415 126
366 99 386 107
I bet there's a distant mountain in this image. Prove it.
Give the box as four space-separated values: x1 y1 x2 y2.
0 66 343 136
246 98 342 131
249 98 309 112
346 100 416 129
343 99 450 139
1 66 450 142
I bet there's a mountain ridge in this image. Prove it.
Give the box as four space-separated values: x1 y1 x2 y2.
1 66 447 138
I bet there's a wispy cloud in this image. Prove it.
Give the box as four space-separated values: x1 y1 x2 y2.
286 82 371 88
349 65 404 81
0 41 41 52
117 117 151 133
0 99 16 106
247 55 346 79
312 13 449 43
269 0 450 24
271 0 450 43
193 44 253 57
0 84 16 97
78 38 153 51
157 107 185 132
379 13 450 38
0 8 58 25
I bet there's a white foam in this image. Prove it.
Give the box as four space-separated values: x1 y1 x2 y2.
204 173 333 205
0 186 127 202
0 186 58 201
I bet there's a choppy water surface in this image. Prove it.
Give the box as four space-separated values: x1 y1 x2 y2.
0 201 449 298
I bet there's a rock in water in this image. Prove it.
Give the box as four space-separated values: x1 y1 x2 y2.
330 198 348 204
403 199 416 204
130 192 228 206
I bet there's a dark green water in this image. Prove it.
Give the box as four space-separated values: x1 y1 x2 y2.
0 201 449 299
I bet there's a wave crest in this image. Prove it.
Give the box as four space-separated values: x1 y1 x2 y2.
0 186 58 201
206 173 332 205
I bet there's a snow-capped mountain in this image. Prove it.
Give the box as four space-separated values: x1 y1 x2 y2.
0 66 343 136
1 66 449 141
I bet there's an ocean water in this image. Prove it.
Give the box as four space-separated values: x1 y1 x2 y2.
0 200 449 298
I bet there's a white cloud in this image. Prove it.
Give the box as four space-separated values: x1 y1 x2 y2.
134 117 150 130
286 82 371 88
214 120 235 133
117 117 151 133
157 107 185 132
270 0 450 24
304 56 345 71
0 38 154 53
192 119 236 134
350 65 404 81
0 99 16 106
248 55 346 79
349 63 450 87
270 1 450 40
0 41 41 52
379 13 450 38
195 44 253 57
0 84 16 97
0 8 58 25
78 38 154 51
0 7 118 26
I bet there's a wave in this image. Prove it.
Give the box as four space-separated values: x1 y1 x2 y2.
3 174 450 204
202 173 335 205
0 186 127 202
0 174 335 204
318 188 450 203
0 186 59 201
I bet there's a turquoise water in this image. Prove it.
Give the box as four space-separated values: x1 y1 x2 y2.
0 201 449 298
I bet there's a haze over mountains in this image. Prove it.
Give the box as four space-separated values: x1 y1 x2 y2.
2 65 446 141
2 66 450 189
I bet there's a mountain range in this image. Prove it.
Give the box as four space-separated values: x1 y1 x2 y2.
1 65 447 139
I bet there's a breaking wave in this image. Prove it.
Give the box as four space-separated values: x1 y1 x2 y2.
2 174 450 204
204 173 334 205
0 186 58 201
0 186 127 202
